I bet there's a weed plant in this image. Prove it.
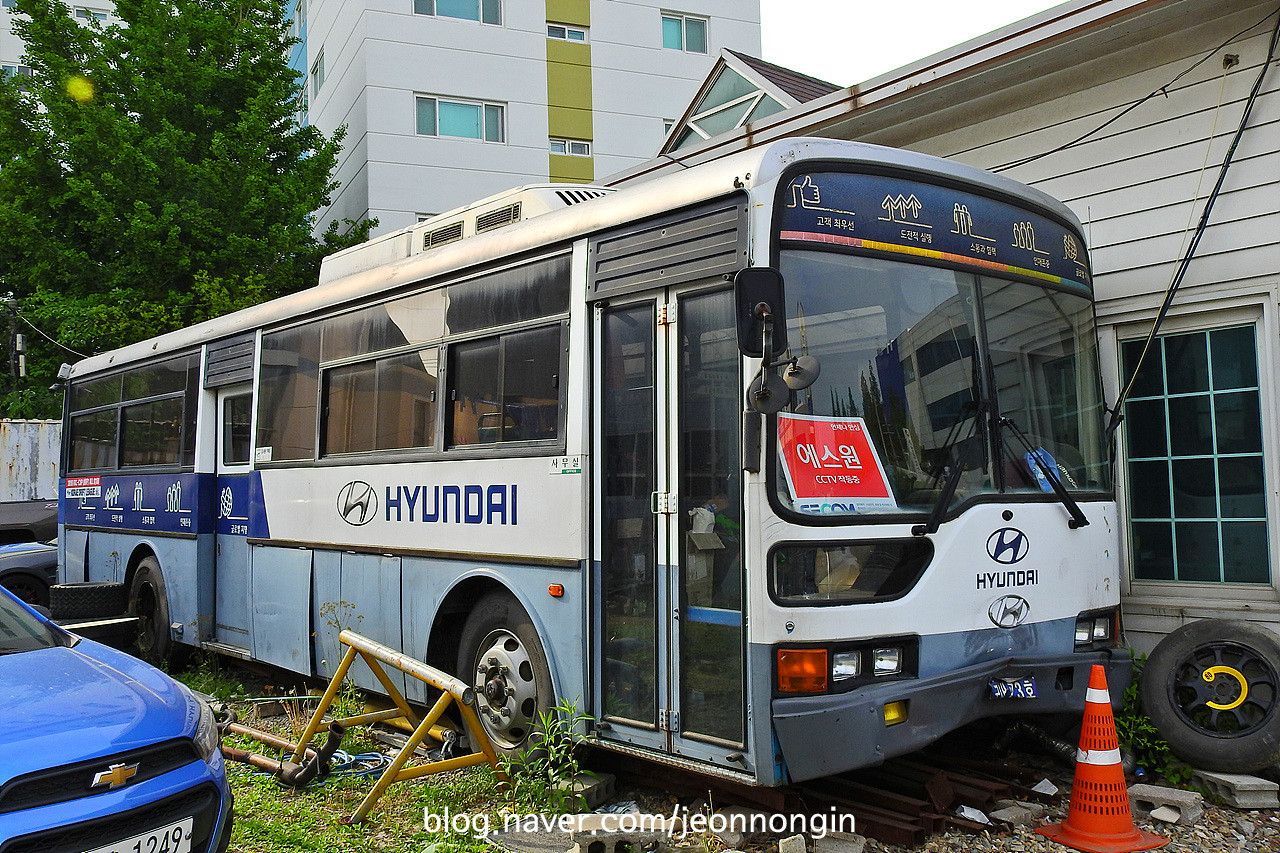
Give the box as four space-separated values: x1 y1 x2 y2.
500 699 594 814
1114 653 1192 784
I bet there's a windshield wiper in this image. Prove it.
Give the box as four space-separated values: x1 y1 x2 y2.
913 397 983 537
912 455 968 537
998 416 1089 530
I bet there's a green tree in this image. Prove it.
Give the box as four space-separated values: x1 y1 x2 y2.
0 0 374 417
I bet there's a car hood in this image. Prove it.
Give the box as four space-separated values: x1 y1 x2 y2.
0 640 198 783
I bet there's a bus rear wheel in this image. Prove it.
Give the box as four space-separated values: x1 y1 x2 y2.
457 591 553 757
131 557 173 665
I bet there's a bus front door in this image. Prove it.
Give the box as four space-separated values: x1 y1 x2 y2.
213 387 254 651
595 286 748 771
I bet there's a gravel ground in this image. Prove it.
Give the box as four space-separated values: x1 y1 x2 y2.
844 778 1280 850
862 802 1280 853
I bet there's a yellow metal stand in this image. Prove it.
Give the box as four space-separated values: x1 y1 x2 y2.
291 629 506 823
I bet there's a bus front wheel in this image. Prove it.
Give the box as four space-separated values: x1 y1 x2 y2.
131 557 172 665
457 591 553 757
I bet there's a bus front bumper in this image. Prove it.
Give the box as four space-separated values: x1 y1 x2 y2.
771 650 1132 783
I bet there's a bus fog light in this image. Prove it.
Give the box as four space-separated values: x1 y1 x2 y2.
873 648 901 676
778 648 828 693
832 651 860 681
883 700 908 726
1092 617 1111 641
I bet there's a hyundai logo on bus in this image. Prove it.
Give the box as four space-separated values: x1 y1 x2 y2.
337 481 378 526
338 482 519 526
988 595 1031 629
986 527 1029 564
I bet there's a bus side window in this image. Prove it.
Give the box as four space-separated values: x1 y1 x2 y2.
447 325 562 447
450 337 502 445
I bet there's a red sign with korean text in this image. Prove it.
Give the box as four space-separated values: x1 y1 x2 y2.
777 414 897 513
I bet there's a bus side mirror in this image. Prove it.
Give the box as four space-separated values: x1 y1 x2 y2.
734 268 788 357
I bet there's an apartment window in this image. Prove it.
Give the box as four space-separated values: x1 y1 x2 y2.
294 89 308 127
414 0 501 25
662 12 707 53
416 96 504 142
292 0 306 37
0 0 17 8
550 138 590 156
1123 325 1269 584
310 50 324 96
74 7 108 21
547 23 587 42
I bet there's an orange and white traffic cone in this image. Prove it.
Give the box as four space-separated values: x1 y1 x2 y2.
1035 664 1167 853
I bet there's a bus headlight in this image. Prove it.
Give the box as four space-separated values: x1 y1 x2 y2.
873 648 903 676
1075 609 1119 648
832 650 861 682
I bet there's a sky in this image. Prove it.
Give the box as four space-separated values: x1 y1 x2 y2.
759 1 1064 88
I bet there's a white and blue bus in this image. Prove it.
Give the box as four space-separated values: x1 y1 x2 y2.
59 138 1128 784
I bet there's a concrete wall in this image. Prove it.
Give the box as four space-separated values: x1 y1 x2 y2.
0 419 60 501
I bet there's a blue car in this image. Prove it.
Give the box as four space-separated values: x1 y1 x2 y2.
0 586 232 852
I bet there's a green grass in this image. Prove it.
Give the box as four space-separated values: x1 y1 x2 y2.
225 761 498 853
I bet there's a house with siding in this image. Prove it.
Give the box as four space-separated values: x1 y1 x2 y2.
608 0 1280 652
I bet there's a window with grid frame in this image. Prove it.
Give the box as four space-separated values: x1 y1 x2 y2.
1122 324 1269 584
661 12 707 53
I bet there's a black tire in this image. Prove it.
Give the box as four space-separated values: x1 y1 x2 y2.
49 581 127 619
456 590 554 757
1142 618 1280 772
130 557 174 665
2 572 50 608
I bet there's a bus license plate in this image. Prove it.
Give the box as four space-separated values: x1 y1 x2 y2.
85 817 193 853
989 675 1037 699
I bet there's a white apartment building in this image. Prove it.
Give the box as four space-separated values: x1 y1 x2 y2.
301 0 761 235
2 0 762 237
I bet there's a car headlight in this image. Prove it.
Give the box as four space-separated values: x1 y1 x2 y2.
193 695 221 762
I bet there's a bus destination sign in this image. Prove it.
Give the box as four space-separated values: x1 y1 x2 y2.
778 172 1091 290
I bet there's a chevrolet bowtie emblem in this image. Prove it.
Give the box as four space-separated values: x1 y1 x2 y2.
91 762 140 790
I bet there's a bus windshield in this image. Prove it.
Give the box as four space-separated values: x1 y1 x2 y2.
775 250 1110 519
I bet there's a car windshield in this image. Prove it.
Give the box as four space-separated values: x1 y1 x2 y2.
0 592 60 654
774 250 1110 519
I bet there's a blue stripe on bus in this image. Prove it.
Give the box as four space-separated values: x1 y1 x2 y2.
685 606 742 627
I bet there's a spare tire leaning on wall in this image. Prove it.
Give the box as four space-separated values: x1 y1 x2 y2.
1142 618 1280 773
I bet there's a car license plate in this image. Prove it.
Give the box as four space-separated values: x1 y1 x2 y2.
989 675 1037 699
84 817 193 853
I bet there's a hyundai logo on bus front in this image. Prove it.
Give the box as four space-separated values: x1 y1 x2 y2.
337 481 378 526
988 595 1031 629
986 527 1029 564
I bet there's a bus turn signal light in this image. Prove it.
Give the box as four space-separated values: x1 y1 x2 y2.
777 648 828 693
548 584 564 598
